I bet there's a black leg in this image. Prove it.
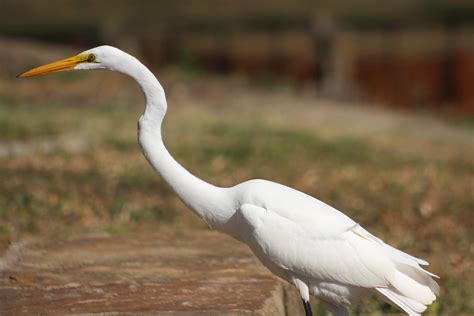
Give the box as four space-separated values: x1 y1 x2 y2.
302 298 313 316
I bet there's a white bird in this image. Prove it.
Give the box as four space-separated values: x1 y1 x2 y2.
18 46 439 316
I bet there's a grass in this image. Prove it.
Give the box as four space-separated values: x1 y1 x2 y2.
0 103 73 141
0 71 473 315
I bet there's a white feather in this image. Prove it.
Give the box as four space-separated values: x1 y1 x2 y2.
377 287 427 316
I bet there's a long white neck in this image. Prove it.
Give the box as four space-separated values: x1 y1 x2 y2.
116 54 236 228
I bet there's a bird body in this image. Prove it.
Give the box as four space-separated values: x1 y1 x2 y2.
18 45 439 316
228 179 438 315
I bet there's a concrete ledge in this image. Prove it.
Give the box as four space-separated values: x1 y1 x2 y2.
0 229 301 315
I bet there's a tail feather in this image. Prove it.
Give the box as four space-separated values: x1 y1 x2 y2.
381 240 439 299
377 287 426 316
389 269 436 304
379 241 439 314
377 262 438 315
383 242 429 266
355 226 428 267
395 262 440 296
352 226 439 314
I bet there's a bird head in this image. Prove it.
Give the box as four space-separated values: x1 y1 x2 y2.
17 45 129 78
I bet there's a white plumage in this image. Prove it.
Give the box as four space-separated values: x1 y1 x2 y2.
18 46 439 316
230 179 439 315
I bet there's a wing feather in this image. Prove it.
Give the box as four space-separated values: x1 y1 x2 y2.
238 203 394 288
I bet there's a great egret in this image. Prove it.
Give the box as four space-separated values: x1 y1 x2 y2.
18 46 439 316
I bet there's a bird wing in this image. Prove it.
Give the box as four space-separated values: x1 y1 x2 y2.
237 202 394 288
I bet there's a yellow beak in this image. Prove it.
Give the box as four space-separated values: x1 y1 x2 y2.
17 55 88 78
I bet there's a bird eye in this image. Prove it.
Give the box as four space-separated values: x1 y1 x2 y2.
88 54 96 62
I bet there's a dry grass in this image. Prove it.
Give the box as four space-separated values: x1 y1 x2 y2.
0 40 473 315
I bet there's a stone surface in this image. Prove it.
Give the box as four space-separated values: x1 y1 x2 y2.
0 229 302 315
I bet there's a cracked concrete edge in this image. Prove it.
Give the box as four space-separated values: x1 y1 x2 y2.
147 279 290 316
61 283 289 316
282 281 306 316
255 279 306 316
257 280 286 316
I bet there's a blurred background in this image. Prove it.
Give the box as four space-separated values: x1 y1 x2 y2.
0 0 473 314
